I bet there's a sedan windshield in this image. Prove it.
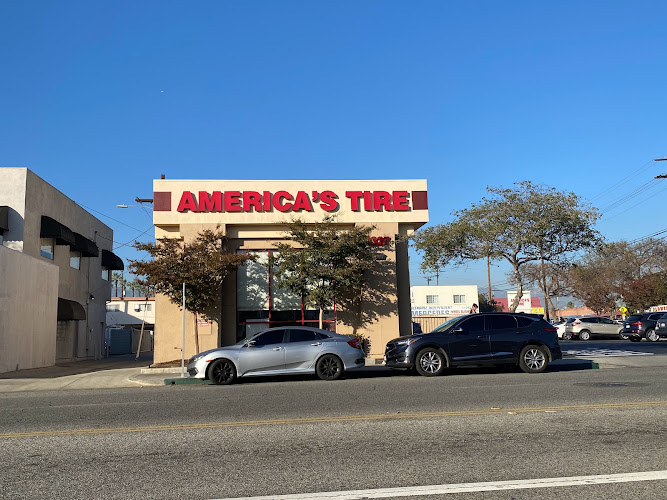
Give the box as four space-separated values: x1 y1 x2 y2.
431 317 462 333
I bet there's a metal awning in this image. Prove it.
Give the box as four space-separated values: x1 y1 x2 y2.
102 249 124 270
0 206 8 232
73 232 99 257
57 298 86 321
40 216 76 246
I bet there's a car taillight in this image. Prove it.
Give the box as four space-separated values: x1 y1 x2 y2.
543 327 557 333
631 322 642 326
573 321 580 326
347 338 362 350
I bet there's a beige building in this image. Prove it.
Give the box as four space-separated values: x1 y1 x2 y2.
151 179 428 362
0 168 124 372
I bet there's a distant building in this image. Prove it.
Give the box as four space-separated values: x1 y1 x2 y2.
410 285 479 332
106 296 155 330
0 168 124 373
492 291 542 313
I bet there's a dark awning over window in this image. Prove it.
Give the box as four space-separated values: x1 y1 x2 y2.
57 298 86 321
40 216 76 246
102 249 124 270
0 206 8 232
73 232 99 257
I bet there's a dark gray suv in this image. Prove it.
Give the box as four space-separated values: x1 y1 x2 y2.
385 313 562 375
619 312 666 342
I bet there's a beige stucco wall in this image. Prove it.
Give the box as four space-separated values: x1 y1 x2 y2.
151 179 428 363
0 168 115 363
0 245 59 372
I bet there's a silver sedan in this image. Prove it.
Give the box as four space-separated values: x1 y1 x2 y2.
187 326 366 384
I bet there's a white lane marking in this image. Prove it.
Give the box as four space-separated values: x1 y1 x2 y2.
564 349 654 357
212 470 667 500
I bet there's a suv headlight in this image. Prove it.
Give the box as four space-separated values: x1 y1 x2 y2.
395 337 421 347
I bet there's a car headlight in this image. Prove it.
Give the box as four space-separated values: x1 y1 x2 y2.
188 354 205 364
395 337 421 347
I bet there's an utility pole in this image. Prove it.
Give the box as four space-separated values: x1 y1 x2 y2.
655 158 667 178
425 276 432 286
486 255 493 303
435 269 440 286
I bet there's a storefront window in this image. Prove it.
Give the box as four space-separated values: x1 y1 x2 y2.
236 250 335 341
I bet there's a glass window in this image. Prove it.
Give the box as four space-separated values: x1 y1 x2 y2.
252 330 285 346
70 250 81 270
101 267 110 280
516 316 535 327
135 304 152 312
288 330 319 343
453 295 465 304
458 315 485 331
649 314 663 320
40 237 54 260
487 315 518 330
426 295 439 304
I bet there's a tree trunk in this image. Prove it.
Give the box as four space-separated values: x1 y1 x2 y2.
319 307 323 330
509 265 523 313
193 313 200 354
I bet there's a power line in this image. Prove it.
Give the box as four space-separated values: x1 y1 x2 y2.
590 159 654 202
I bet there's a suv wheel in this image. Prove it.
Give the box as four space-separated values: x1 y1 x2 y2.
619 332 629 340
578 330 591 341
519 345 548 373
646 329 659 342
415 348 445 377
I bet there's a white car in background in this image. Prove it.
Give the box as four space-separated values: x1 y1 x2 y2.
555 318 575 339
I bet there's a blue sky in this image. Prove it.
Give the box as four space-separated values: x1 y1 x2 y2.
2 1 667 299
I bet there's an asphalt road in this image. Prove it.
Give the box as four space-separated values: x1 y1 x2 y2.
1 341 666 499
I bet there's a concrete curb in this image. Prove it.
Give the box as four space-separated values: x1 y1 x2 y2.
141 367 183 374
164 377 207 386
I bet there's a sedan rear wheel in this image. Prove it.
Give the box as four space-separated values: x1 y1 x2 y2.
415 348 445 377
646 329 659 342
209 359 236 385
519 345 548 373
619 332 629 340
578 330 591 341
562 331 572 340
316 354 343 381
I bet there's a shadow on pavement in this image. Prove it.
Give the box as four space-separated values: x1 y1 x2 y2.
0 353 154 379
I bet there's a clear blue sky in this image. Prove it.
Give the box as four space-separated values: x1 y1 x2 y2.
2 1 666 299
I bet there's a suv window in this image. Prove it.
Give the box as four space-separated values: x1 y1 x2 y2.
581 318 597 323
287 330 319 343
458 316 485 331
487 315 518 330
626 315 643 322
252 330 285 346
516 316 536 328
648 313 663 321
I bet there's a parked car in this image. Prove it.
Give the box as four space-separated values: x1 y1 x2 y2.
568 316 623 341
384 313 562 375
187 327 366 384
619 312 667 342
557 318 576 339
655 315 667 340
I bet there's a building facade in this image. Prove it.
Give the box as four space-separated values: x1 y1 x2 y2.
410 285 479 332
151 179 428 362
0 168 124 372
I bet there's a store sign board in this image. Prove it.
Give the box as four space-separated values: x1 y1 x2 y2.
412 306 470 316
153 189 428 213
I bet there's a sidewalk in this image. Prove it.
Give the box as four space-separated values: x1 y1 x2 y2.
1 353 666 393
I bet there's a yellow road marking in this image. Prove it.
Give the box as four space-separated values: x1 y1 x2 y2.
2 400 666 439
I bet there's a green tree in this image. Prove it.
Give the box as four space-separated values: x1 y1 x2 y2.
129 227 254 354
477 293 501 312
566 301 575 309
521 261 572 318
414 181 600 312
272 217 380 331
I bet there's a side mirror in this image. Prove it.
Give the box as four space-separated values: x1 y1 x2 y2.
246 340 256 348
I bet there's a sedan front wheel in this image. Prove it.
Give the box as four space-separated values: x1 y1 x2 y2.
209 359 237 385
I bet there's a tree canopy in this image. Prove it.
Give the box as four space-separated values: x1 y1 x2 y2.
414 181 600 312
129 227 254 353
271 217 380 330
